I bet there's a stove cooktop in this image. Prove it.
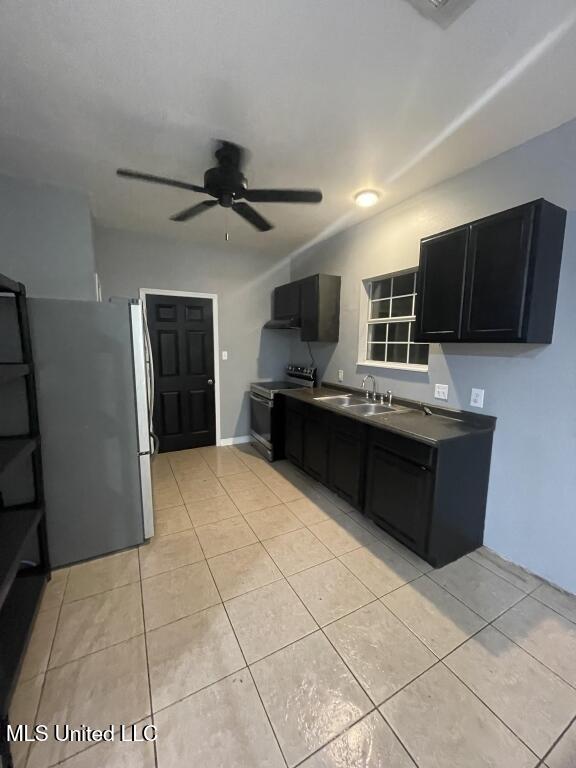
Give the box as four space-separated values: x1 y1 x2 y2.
252 381 304 390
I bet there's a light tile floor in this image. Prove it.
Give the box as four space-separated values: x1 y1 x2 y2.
10 444 576 768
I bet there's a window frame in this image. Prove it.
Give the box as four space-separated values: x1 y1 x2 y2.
357 267 429 372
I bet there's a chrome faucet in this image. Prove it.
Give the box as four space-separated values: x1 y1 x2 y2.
379 389 393 406
361 374 377 401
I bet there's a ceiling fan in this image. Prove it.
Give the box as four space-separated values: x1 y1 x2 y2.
117 140 323 232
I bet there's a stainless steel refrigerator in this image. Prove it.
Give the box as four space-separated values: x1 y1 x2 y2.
29 297 154 567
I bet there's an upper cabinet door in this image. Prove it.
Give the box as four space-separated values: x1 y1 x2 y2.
273 282 300 321
415 227 468 342
461 204 534 341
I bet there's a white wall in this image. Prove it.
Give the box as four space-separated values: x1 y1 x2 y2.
94 225 292 440
0 173 96 299
291 118 576 592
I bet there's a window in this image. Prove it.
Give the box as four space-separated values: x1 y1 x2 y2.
358 269 429 370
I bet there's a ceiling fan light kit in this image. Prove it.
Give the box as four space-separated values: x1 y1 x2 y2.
117 140 323 232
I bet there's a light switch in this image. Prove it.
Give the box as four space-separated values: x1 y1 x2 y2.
470 388 485 408
434 384 449 401
222 351 228 361
338 369 344 382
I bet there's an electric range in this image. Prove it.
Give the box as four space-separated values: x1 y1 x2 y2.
250 365 317 460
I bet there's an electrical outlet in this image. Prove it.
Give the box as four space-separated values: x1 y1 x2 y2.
470 388 485 408
222 350 228 361
434 384 449 401
338 369 344 382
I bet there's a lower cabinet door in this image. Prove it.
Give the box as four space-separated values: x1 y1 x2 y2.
302 409 328 482
366 444 432 551
285 406 304 467
328 428 365 508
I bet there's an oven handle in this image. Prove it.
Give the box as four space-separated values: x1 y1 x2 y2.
250 392 274 408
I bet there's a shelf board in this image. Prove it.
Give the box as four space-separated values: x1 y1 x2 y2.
0 363 31 385
0 569 47 714
0 272 22 294
0 436 38 479
0 506 44 608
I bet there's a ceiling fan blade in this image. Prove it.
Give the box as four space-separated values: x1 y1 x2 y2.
232 202 274 232
243 189 322 204
117 168 206 194
170 200 218 222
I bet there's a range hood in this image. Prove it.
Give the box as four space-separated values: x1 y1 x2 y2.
263 316 300 330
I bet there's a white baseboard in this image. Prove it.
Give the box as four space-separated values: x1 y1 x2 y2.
218 435 252 446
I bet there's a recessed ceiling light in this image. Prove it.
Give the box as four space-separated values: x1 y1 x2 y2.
354 189 381 208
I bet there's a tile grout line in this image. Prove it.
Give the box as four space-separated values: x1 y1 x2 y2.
285 575 425 766
466 550 544 594
153 451 576 759
136 546 159 768
437 657 543 762
381 587 576 760
22 568 71 768
537 710 576 766
198 534 290 768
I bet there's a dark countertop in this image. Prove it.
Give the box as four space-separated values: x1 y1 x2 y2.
281 385 496 446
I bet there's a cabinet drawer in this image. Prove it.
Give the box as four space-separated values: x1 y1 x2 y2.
369 427 434 467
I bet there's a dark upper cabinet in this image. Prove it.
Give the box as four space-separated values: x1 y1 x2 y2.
300 274 341 342
416 227 468 342
414 199 566 343
273 282 301 323
266 274 341 342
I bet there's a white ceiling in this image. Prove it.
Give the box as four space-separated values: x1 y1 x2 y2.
1 0 576 258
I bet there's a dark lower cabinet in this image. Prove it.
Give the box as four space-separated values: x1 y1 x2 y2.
328 416 366 508
364 426 493 567
365 445 432 551
302 409 329 483
284 401 304 467
282 394 494 568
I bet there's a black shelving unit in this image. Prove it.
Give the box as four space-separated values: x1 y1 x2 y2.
0 273 50 768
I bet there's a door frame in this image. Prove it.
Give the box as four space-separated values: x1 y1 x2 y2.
139 288 222 447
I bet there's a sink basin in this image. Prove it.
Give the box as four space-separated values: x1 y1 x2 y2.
343 402 394 416
313 394 361 406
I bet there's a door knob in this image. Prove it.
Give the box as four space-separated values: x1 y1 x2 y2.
208 379 214 385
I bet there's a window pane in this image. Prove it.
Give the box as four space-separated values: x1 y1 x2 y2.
367 343 386 361
387 344 408 363
392 273 415 297
391 296 413 317
371 278 391 300
368 324 387 343
409 344 429 366
370 299 390 319
387 322 409 342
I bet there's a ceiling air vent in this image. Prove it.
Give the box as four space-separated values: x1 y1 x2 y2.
405 0 477 27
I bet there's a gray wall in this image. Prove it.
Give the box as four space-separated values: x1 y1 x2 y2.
94 225 292 440
0 173 96 299
291 118 576 592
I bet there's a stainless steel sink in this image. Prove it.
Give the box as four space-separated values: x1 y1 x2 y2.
313 394 361 406
343 402 394 416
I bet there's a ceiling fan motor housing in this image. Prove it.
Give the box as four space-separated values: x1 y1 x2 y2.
203 165 247 206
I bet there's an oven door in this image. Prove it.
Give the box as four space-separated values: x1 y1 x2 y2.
250 391 274 456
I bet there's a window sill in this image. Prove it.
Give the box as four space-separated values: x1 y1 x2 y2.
357 360 429 373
